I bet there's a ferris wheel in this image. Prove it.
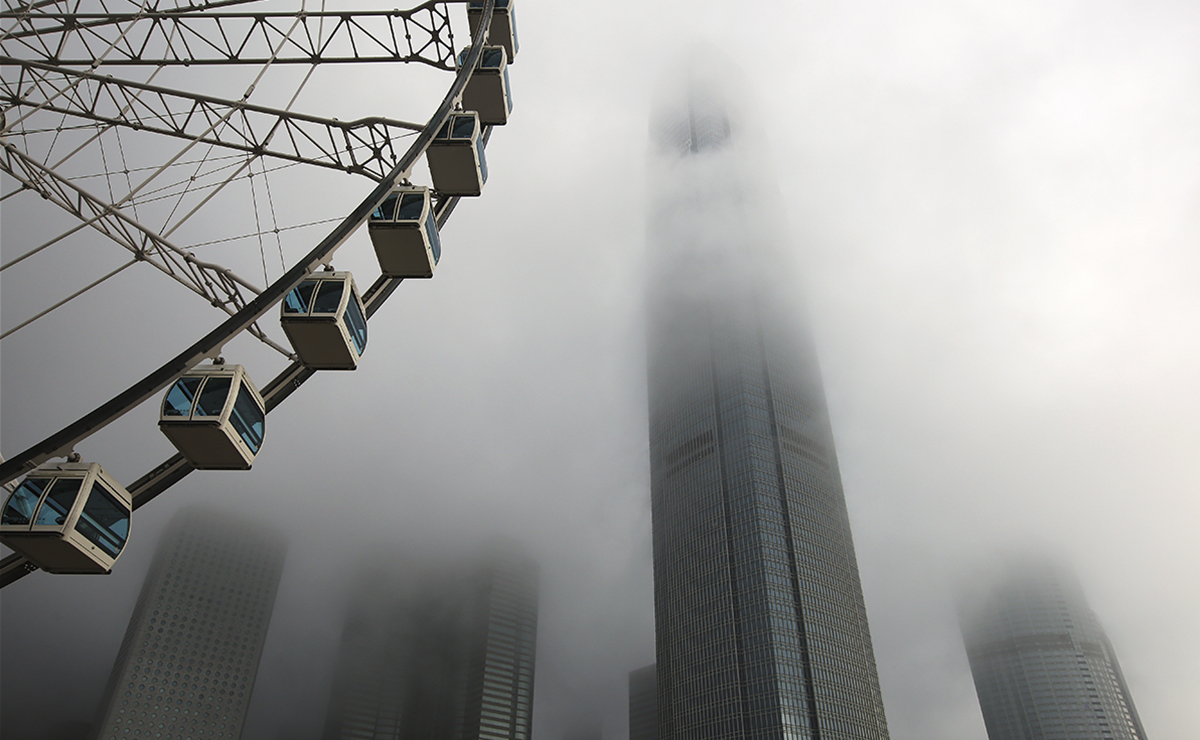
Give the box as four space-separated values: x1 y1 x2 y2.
0 0 518 586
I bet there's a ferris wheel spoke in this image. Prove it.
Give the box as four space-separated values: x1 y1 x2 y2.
1 143 265 314
1 3 460 68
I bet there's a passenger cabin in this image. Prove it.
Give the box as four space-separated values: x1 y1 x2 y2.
0 462 132 574
426 112 488 196
281 271 368 369
459 46 512 126
159 363 265 470
368 186 442 278
468 0 518 63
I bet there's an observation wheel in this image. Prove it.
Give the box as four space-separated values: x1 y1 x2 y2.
0 0 517 586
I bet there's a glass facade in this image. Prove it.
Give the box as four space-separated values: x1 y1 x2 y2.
960 560 1148 740
321 544 538 740
646 85 890 740
89 507 287 740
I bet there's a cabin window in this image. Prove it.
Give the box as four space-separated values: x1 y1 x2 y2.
2 478 50 526
372 193 399 221
451 116 475 140
229 386 265 453
398 193 426 221
76 484 129 556
163 376 203 417
34 477 83 526
194 377 232 417
344 298 368 355
425 213 442 264
312 280 344 314
482 48 504 68
284 280 319 314
284 280 319 313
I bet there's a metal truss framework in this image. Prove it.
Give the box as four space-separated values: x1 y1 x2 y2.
3 58 424 179
0 144 292 354
0 2 462 69
0 0 499 588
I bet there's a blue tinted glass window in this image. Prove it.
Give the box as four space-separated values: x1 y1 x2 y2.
482 48 504 68
436 118 452 139
75 484 129 557
35 477 83 526
194 376 231 417
229 385 265 454
2 478 49 526
397 193 426 221
452 115 476 139
284 280 319 313
425 213 442 265
343 296 368 356
458 48 471 68
312 280 344 314
372 193 399 221
163 376 203 417
504 67 513 112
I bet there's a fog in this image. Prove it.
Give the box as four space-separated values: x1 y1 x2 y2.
3 1 1199 740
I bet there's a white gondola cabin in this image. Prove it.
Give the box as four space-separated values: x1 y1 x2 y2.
459 46 512 126
368 186 442 278
0 462 131 574
426 112 488 197
281 271 368 369
468 0 518 63
159 363 265 470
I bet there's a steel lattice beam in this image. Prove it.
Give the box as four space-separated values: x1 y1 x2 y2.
3 58 423 180
1 3 461 69
0 143 293 356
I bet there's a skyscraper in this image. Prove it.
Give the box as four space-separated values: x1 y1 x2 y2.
960 558 1148 740
89 507 287 740
321 542 538 740
629 664 659 740
645 70 890 740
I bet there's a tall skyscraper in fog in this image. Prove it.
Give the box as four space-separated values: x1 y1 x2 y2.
960 558 1148 740
321 543 538 740
645 70 890 740
90 507 287 740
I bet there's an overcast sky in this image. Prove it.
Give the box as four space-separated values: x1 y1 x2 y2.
3 1 1199 739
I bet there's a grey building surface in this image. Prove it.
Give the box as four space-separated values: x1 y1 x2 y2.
89 507 288 740
645 76 890 740
321 543 538 740
629 664 658 740
960 559 1148 740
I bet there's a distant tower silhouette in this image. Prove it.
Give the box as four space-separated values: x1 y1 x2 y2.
89 507 287 740
960 558 1148 740
321 542 538 740
628 664 658 740
645 70 890 740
